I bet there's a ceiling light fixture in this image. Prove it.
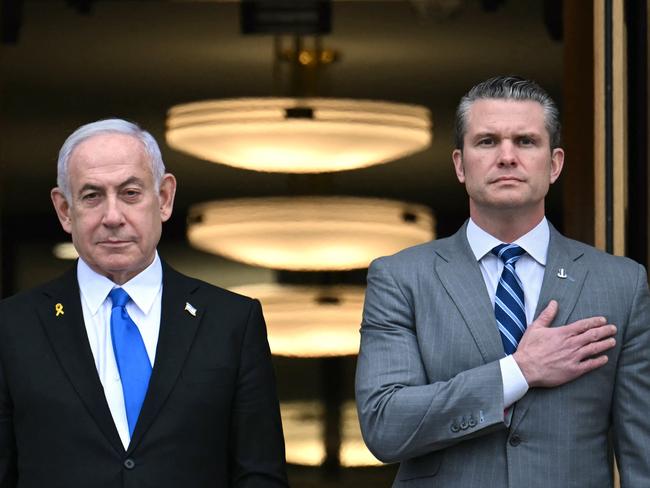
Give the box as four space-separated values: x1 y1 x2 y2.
187 196 435 270
230 283 364 357
166 97 431 173
52 242 78 260
281 400 381 467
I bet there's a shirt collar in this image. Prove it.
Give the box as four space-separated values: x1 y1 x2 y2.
466 217 549 266
77 252 163 315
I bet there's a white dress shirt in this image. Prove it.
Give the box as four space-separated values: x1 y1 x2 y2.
466 217 550 408
77 253 163 449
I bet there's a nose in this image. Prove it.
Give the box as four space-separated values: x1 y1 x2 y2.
102 196 125 227
497 140 518 167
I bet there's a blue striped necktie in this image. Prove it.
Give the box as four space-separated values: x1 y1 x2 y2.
109 288 152 437
491 244 527 355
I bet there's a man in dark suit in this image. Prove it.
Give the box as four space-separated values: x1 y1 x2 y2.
356 76 650 487
0 119 288 487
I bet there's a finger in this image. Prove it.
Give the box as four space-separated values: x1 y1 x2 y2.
571 324 617 348
564 316 611 337
529 300 558 329
577 336 617 359
575 354 609 375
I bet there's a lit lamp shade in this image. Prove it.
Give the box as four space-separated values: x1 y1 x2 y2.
281 400 381 467
187 196 435 271
53 242 78 260
231 283 364 357
166 97 432 173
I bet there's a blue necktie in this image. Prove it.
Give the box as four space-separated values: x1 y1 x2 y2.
491 244 527 355
109 288 151 437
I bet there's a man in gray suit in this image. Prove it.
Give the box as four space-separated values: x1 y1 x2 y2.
355 76 650 487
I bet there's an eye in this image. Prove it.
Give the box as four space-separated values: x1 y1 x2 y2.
81 192 99 202
122 188 142 201
518 136 536 146
477 137 494 147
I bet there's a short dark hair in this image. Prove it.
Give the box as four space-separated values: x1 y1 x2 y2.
454 75 561 150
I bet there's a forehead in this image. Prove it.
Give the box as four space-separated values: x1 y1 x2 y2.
70 132 145 163
465 98 547 135
68 133 151 179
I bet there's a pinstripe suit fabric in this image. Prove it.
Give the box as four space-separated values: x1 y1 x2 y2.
355 222 650 487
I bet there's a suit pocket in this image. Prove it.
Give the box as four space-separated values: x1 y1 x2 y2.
396 451 443 481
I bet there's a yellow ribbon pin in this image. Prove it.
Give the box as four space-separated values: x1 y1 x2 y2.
55 303 64 317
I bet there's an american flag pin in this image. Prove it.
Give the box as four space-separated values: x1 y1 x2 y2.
184 302 197 317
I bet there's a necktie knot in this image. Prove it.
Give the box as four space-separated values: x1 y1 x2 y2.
491 244 526 266
109 288 130 309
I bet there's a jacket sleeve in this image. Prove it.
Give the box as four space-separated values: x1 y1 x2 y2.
229 299 289 487
611 264 650 487
0 305 17 488
355 257 507 463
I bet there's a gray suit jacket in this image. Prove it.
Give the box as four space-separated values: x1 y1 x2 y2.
355 222 650 487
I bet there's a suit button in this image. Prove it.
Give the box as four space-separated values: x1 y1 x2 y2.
468 416 477 428
450 422 460 433
509 434 521 446
124 458 136 469
460 418 469 430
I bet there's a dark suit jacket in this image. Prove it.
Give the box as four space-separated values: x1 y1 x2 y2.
0 262 288 488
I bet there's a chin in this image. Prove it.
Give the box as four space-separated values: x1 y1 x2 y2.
99 256 138 273
487 191 533 206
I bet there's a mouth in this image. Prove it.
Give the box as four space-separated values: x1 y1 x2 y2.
491 176 524 184
97 239 133 247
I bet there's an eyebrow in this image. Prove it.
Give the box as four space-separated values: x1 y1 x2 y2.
77 176 146 195
515 132 542 139
471 131 542 140
472 131 496 138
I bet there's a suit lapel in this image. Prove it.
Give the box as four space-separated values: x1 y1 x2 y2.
37 267 124 454
511 226 588 430
534 225 588 326
127 264 202 452
435 224 505 364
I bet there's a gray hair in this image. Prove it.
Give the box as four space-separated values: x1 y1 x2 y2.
454 75 561 150
57 118 165 200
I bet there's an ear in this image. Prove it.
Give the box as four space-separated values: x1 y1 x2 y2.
51 188 73 234
549 148 564 184
452 149 466 183
158 173 177 222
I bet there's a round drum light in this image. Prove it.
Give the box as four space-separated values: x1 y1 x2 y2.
281 400 381 467
187 196 435 271
167 97 431 173
231 283 364 357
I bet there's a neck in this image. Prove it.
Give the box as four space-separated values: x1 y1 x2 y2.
469 205 545 243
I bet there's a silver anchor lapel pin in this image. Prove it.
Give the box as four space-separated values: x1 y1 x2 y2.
556 268 574 281
184 302 197 317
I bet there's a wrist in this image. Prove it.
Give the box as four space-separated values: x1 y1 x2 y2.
512 350 536 386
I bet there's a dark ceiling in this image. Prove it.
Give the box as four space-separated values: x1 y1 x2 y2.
0 0 563 283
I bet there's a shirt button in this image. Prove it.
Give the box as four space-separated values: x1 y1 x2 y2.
509 434 522 446
124 458 136 469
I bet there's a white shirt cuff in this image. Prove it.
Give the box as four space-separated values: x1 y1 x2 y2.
499 355 529 408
